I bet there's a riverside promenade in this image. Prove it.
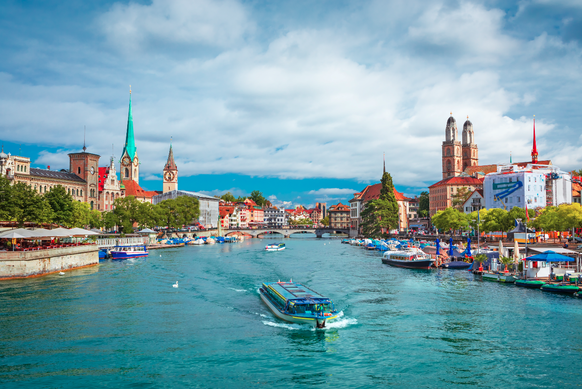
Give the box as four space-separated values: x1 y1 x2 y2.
0 244 99 280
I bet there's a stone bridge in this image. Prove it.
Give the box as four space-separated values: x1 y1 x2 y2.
194 227 349 238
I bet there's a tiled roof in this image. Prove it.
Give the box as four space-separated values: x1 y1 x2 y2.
30 168 86 183
463 164 498 176
514 160 551 167
219 206 234 217
359 183 411 202
572 182 582 197
429 176 483 189
329 202 350 212
122 180 155 198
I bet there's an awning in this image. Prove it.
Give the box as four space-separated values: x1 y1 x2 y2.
524 250 575 262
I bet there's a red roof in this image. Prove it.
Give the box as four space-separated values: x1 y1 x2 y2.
219 206 234 217
429 176 483 189
356 183 411 202
329 202 350 212
122 180 156 198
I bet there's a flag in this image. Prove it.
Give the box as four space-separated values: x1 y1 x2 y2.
525 202 530 222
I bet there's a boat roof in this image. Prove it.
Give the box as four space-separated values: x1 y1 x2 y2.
265 282 329 302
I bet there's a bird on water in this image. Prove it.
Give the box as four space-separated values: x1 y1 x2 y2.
173 281 179 288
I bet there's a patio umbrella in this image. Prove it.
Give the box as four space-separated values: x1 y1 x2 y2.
498 239 504 257
466 237 472 257
524 250 575 262
435 238 440 256
0 228 33 238
449 237 454 256
513 239 519 261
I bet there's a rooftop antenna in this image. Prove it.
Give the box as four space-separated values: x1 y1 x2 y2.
83 125 87 152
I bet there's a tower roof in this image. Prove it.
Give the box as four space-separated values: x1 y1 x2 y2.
121 90 137 160
164 143 177 171
531 116 538 162
463 118 473 131
447 115 456 126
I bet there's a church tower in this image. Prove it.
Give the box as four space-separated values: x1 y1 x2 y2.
120 87 139 184
162 142 178 193
442 114 462 179
461 116 478 171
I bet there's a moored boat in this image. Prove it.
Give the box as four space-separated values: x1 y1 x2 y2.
109 245 148 259
382 248 435 269
259 281 339 328
515 279 545 289
265 243 286 251
541 284 579 295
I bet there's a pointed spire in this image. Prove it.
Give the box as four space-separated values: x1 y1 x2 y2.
531 115 538 163
121 87 137 160
383 152 386 174
164 138 177 171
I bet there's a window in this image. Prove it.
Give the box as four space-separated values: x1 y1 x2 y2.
80 190 83 196
517 196 520 202
125 168 129 178
77 167 81 174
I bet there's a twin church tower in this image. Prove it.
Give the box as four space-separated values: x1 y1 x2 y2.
119 88 178 194
441 114 479 179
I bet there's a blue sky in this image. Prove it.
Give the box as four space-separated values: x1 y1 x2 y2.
1 0 581 208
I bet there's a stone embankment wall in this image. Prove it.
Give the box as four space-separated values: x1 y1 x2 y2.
0 245 99 280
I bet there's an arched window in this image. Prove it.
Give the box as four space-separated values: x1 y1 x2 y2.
90 201 94 210
125 168 129 178
44 186 47 193
80 190 83 196
76 189 79 196
446 148 451 156
106 192 109 201
446 160 452 172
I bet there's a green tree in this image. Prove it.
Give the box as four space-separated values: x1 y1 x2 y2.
320 216 329 226
289 217 313 226
44 185 74 226
102 211 119 231
250 190 267 207
157 196 200 229
12 182 53 227
451 187 471 211
467 209 488 232
221 192 236 202
499 256 514 273
88 210 103 229
138 201 162 228
431 207 468 233
473 254 487 270
70 201 91 227
482 208 511 237
113 196 142 227
418 191 429 217
572 169 582 177
361 172 400 237
0 176 13 220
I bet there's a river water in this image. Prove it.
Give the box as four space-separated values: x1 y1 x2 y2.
1 237 582 388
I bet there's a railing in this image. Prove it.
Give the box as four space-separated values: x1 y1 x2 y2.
97 237 148 248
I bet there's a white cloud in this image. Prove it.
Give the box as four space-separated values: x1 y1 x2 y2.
99 0 253 53
308 188 358 196
198 187 247 197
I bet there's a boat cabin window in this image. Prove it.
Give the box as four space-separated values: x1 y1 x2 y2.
288 303 332 314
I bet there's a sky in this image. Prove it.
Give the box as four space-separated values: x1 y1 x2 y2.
1 0 581 209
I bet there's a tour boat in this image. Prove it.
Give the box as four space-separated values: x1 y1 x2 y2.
259 281 339 328
109 245 148 259
265 243 286 251
514 279 546 289
382 248 435 269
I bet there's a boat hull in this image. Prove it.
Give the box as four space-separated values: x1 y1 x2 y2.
109 251 148 259
259 289 337 328
515 280 545 289
441 261 471 270
481 273 516 283
541 285 579 295
381 258 435 269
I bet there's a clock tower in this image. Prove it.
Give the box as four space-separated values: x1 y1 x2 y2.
120 87 139 184
163 142 178 193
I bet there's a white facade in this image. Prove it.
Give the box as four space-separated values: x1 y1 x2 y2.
462 190 484 214
484 164 572 210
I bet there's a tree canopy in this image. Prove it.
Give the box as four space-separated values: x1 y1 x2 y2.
360 172 400 237
431 207 468 233
418 191 429 217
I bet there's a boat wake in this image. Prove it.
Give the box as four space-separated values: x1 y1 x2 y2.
229 288 247 292
261 311 357 331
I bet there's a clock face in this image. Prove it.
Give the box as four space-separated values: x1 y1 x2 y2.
133 157 139 166
165 171 175 181
122 156 131 165
90 166 95 175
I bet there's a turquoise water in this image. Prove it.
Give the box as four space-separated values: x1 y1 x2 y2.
1 238 582 388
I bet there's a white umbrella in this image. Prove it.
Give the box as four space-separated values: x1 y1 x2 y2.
498 239 504 257
513 239 520 262
0 230 28 239
68 228 99 236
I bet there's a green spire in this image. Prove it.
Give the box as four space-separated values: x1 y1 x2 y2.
122 88 137 160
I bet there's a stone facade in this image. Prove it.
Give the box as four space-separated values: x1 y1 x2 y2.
163 144 178 194
442 114 479 179
328 203 350 229
98 157 124 211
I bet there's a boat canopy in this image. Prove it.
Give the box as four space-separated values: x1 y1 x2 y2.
266 282 328 304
